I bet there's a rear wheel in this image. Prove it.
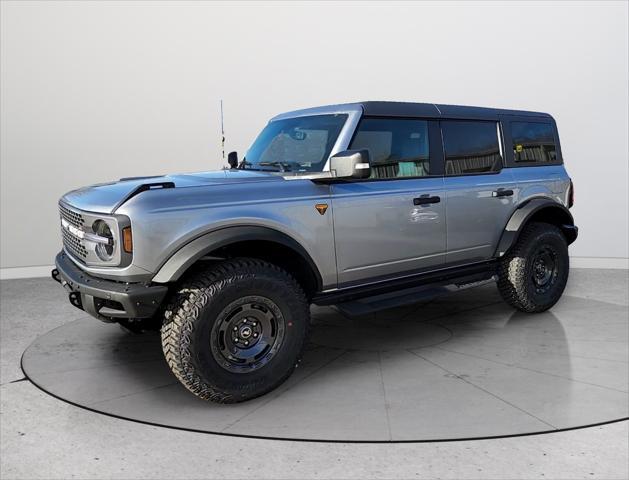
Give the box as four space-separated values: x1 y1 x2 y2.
497 222 569 313
160 258 310 403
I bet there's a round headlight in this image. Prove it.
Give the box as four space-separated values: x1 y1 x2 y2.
92 220 114 261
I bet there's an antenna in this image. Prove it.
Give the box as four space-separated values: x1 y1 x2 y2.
220 99 225 161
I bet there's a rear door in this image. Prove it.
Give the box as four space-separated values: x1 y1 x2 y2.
440 119 518 264
331 117 446 286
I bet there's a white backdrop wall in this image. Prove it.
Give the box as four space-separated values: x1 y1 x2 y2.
1 1 628 276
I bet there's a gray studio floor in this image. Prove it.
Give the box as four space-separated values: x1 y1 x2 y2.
1 268 628 479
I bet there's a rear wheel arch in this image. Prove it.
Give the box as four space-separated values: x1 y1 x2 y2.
495 198 577 257
152 226 323 298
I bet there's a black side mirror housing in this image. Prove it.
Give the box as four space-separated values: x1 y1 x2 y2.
227 151 238 169
329 149 371 179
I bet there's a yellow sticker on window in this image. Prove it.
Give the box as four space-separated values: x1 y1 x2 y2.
515 144 523 153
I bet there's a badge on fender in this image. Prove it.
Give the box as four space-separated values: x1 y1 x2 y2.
315 204 328 215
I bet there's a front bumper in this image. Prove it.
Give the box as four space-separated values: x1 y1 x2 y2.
52 251 168 322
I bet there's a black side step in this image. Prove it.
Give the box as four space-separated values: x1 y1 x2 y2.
334 271 497 317
312 261 498 309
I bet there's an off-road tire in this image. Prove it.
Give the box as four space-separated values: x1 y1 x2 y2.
497 222 569 313
160 258 310 403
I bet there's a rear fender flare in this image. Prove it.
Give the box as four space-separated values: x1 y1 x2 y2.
495 198 577 257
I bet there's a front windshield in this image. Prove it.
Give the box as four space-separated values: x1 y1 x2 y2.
242 114 348 172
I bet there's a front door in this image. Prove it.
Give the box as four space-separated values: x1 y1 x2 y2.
331 117 446 286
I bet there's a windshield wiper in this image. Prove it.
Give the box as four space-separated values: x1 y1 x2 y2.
258 161 292 172
238 160 281 172
241 167 281 172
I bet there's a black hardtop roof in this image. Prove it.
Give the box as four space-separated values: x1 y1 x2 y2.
357 101 552 120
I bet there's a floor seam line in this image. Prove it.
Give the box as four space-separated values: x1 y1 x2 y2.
378 351 393 441
406 349 558 430
0 377 28 386
220 348 349 433
564 353 628 364
433 343 628 365
433 345 629 394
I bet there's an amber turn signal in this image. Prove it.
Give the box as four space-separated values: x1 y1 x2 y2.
122 227 133 253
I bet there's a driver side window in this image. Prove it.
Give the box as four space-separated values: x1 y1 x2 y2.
349 118 430 179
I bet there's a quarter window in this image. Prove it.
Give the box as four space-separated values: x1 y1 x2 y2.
349 118 430 179
511 122 557 164
441 121 502 175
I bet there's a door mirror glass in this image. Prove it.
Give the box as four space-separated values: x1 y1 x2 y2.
329 150 371 179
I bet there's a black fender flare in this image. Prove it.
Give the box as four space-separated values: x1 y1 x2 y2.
495 198 578 257
151 225 323 289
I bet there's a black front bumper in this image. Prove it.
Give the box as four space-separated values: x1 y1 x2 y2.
52 252 168 322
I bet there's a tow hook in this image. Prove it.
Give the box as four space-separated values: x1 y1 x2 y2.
54 268 82 309
52 267 74 292
68 291 83 310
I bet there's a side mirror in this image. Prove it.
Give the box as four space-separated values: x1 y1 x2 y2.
329 149 371 179
227 151 238 169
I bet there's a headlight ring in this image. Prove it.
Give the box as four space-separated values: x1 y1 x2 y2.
92 220 115 261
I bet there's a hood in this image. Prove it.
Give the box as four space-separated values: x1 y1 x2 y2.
61 169 282 214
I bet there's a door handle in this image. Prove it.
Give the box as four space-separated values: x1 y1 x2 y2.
492 188 514 198
413 195 441 206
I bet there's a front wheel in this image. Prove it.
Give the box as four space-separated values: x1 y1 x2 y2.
161 258 310 403
497 222 569 313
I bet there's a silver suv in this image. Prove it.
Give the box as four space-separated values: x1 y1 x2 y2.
52 101 578 403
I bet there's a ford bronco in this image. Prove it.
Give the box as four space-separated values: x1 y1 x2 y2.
52 101 577 403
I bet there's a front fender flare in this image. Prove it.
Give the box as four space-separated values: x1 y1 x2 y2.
151 226 323 288
495 198 577 257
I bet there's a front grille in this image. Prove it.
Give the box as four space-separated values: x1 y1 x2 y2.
61 227 88 260
59 204 84 229
59 204 87 261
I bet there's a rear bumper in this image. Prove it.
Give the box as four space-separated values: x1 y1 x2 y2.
52 251 168 322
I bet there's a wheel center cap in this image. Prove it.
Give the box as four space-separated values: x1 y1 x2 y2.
239 326 253 339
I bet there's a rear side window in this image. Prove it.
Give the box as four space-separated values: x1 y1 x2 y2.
349 118 430 179
441 121 502 175
511 122 557 164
